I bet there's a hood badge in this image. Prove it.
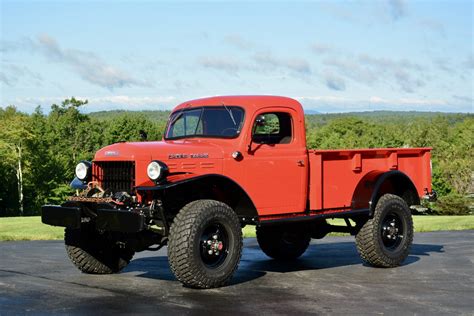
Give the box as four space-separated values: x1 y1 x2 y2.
169 153 209 159
105 151 120 156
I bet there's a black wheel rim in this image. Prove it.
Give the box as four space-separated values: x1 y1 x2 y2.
281 231 301 246
381 212 404 251
200 222 229 268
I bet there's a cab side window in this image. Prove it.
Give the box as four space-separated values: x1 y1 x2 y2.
252 112 292 144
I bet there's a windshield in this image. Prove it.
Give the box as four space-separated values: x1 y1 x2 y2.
165 106 245 140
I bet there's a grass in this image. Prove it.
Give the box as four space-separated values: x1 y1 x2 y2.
242 215 474 238
0 216 65 241
1 215 474 241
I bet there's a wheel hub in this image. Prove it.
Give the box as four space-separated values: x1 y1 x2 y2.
383 219 400 240
200 223 229 268
381 212 404 250
205 234 224 256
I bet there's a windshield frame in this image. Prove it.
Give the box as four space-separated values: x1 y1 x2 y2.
164 105 246 140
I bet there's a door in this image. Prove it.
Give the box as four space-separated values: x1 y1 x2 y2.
243 109 308 215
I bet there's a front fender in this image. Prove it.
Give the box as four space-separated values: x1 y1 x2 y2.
136 174 258 219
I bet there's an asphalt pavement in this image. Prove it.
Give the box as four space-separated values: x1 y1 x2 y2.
1 230 473 315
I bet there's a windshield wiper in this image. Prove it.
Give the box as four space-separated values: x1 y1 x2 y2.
222 103 237 126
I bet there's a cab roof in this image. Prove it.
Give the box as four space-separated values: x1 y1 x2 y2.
173 95 303 113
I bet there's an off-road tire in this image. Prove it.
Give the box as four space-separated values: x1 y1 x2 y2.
256 224 311 260
168 200 243 289
65 226 134 274
355 194 414 267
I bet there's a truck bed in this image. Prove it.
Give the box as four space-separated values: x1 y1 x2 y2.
307 147 432 211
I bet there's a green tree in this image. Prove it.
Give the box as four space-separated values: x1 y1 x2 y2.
104 114 163 144
0 106 34 215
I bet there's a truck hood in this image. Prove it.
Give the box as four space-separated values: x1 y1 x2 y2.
94 139 225 162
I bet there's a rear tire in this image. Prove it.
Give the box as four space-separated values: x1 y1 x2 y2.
256 224 311 260
65 225 134 274
168 200 243 289
355 194 413 267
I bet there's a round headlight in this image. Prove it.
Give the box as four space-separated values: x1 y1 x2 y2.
75 161 91 181
147 161 168 182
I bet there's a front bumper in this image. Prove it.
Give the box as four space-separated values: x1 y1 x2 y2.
41 205 146 233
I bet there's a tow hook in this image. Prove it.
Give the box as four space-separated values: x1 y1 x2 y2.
422 189 437 202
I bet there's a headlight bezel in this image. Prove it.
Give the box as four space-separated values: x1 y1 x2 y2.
75 161 92 182
147 160 169 183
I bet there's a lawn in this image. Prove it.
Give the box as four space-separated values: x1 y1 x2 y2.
0 216 65 241
1 215 474 241
241 215 474 237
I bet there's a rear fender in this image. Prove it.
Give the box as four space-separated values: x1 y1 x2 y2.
352 170 420 216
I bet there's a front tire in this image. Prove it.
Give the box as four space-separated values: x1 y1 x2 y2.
168 200 243 289
256 224 311 260
355 194 414 267
65 225 135 274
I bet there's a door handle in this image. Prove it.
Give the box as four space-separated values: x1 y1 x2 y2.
297 160 305 166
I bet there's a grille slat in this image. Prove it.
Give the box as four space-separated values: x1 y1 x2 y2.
93 161 135 193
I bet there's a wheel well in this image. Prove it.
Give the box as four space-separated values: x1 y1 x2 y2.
370 171 420 214
157 175 258 220
352 170 420 215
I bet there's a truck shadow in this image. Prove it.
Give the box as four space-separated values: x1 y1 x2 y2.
125 242 444 286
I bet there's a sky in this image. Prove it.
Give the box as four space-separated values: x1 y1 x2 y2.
0 0 473 113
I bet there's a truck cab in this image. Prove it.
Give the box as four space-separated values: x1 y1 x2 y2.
42 95 436 288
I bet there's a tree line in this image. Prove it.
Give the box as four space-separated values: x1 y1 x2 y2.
0 98 472 216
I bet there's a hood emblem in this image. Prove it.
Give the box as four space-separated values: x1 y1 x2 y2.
105 151 120 156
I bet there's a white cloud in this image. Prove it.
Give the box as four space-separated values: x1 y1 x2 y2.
36 34 150 90
324 73 346 91
298 96 351 103
3 95 178 113
295 95 459 113
387 0 406 21
418 18 445 35
253 52 312 75
369 96 446 106
82 96 177 111
197 52 312 78
0 73 11 86
197 56 243 75
0 63 43 87
323 53 426 93
463 54 474 69
310 42 334 55
224 34 254 50
452 95 473 104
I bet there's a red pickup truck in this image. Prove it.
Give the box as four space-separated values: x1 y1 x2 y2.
42 95 436 288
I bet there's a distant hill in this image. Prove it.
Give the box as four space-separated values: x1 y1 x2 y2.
88 109 471 122
318 110 471 118
89 110 171 121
